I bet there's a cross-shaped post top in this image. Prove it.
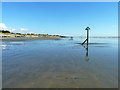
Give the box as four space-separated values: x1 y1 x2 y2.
85 27 90 30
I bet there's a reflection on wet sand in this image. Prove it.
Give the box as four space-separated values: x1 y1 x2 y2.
85 44 90 62
82 44 90 62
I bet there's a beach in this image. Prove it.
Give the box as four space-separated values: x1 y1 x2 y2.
1 1 118 88
1 37 60 41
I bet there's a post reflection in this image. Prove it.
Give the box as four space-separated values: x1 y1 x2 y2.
85 44 90 62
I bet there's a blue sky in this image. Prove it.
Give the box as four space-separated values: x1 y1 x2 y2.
2 2 118 36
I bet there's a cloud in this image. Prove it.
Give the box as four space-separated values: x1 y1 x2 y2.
0 23 8 30
9 28 17 32
28 32 34 34
0 23 29 33
19 28 28 31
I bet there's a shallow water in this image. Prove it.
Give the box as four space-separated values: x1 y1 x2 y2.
2 37 118 88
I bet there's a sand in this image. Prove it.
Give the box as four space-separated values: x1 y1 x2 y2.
1 37 60 41
76 43 108 45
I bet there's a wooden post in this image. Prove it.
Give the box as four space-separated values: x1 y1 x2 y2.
86 27 90 56
81 27 90 45
86 27 90 45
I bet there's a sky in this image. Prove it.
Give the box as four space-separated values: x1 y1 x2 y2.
1 2 118 36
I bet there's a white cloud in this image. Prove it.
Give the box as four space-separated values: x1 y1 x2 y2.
28 32 34 34
0 23 30 33
0 23 8 30
9 28 17 32
19 28 28 31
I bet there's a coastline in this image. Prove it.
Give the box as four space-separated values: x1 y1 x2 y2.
1 37 60 41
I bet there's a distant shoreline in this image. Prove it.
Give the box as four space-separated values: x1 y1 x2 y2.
1 37 60 41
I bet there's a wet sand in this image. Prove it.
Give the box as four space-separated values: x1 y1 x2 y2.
2 37 118 88
1 37 60 41
76 43 108 45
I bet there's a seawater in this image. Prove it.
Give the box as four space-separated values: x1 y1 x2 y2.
2 37 118 88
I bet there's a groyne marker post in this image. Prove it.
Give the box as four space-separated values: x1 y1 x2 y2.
81 27 90 45
85 27 90 45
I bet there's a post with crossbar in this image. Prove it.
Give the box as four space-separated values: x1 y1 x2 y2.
86 27 90 45
81 27 90 45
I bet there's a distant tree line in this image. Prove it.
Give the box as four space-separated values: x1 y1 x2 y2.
0 30 65 37
0 30 10 33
